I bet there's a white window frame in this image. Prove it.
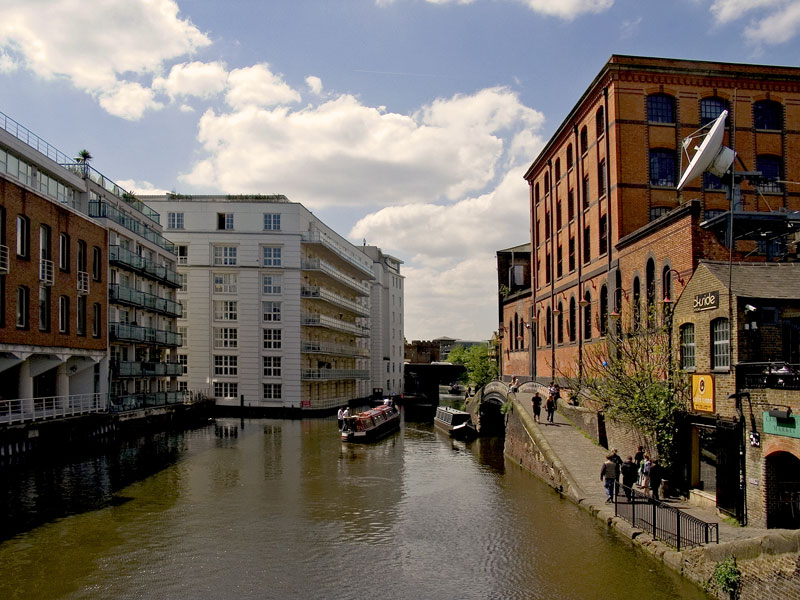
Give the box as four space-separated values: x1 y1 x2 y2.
213 246 237 266
213 300 238 321
262 246 282 267
262 274 282 295
214 355 238 376
263 213 281 231
213 272 238 294
263 355 282 377
263 328 282 349
177 353 188 375
263 383 282 400
214 381 238 399
262 301 281 322
213 327 238 349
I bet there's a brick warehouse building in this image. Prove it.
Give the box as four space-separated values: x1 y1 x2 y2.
519 55 800 384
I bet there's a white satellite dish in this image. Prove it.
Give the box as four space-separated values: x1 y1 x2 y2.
677 110 736 191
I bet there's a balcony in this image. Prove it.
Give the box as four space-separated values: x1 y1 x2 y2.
113 361 183 378
738 362 800 391
301 230 374 279
77 271 89 295
301 313 369 337
0 393 107 425
301 258 370 296
109 391 185 412
39 258 54 285
301 341 370 357
109 245 181 288
301 369 370 381
301 285 370 317
89 200 174 253
110 322 183 347
0 245 8 273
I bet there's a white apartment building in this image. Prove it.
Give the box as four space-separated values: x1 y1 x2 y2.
143 195 377 411
362 246 404 397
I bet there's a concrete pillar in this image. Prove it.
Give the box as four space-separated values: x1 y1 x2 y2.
18 360 33 417
56 363 69 411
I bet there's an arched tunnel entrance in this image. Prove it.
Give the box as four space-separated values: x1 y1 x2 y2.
765 450 800 529
479 392 506 436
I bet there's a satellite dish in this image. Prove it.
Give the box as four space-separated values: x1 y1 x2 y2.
677 110 735 191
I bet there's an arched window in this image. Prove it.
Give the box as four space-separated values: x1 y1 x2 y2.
647 94 675 124
583 291 592 340
711 318 730 369
569 296 576 343
662 266 672 302
544 172 550 195
545 307 552 345
580 126 588 154
557 302 564 344
649 149 676 187
596 107 605 137
614 270 622 314
646 259 656 328
555 158 561 182
534 183 540 204
514 313 519 350
700 97 727 126
633 276 641 328
649 207 669 221
753 100 782 130
756 155 783 194
680 323 695 369
599 285 608 336
566 144 573 169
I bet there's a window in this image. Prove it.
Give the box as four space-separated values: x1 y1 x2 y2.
647 94 675 124
176 245 188 265
92 302 101 337
583 226 591 264
58 233 70 270
599 214 607 256
77 240 87 273
598 159 606 197
214 382 238 399
167 212 184 229
92 247 102 281
214 355 238 376
700 97 727 126
582 176 590 209
16 286 29 328
179 326 187 347
38 285 50 331
217 213 234 230
649 207 669 221
568 236 575 272
59 296 70 333
556 245 563 278
213 246 237 266
703 172 725 190
263 356 281 377
556 199 562 230
77 295 86 335
16 216 29 258
179 273 188 292
711 318 730 369
177 354 188 375
178 381 188 393
646 259 655 328
213 272 237 293
566 144 573 169
596 107 605 137
679 324 695 369
633 277 641 327
264 213 281 230
555 159 561 182
753 100 782 130
599 285 608 336
544 210 550 238
704 209 726 221
756 155 782 193
557 302 564 344
263 383 282 400
662 266 673 302
583 291 592 340
580 126 588 154
262 246 282 267
569 297 576 342
213 327 238 349
544 173 550 196
649 149 675 187
545 251 551 284
545 307 552 345
262 301 281 322
263 328 282 349
213 300 238 321
568 189 575 222
262 274 282 295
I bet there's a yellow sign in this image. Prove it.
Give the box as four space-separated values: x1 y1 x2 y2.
692 374 715 413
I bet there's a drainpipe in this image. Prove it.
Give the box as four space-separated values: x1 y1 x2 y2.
548 158 556 380
574 123 584 381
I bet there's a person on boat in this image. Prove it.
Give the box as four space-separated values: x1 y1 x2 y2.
337 407 344 429
531 392 542 424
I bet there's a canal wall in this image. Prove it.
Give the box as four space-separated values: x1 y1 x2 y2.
503 396 800 599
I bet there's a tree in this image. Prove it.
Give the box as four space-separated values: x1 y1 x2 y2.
448 344 498 389
75 149 93 177
558 306 688 469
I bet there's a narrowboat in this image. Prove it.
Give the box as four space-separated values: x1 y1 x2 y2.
341 404 400 443
434 406 477 440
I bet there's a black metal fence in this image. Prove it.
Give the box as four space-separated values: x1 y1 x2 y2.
614 486 719 551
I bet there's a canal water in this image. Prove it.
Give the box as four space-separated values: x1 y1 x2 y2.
0 410 707 599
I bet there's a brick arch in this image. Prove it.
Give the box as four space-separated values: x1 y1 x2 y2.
763 436 800 461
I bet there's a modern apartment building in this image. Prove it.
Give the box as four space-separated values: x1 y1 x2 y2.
362 245 404 397
143 195 376 411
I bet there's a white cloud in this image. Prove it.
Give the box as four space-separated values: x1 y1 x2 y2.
0 0 210 117
114 179 173 196
710 0 779 24
377 0 611 18
306 75 323 95
620 16 642 39
153 61 228 101
225 64 301 109
98 82 163 121
710 0 800 46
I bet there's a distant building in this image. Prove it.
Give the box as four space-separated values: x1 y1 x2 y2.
496 243 532 381
405 337 486 364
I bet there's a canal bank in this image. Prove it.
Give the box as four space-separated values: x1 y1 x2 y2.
503 384 800 599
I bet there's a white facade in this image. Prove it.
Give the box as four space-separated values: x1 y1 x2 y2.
362 246 404 396
143 195 377 411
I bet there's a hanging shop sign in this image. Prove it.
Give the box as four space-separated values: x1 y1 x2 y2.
692 374 715 413
693 291 719 312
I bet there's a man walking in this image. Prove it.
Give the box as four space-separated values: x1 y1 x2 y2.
620 456 638 502
531 392 542 424
600 455 618 503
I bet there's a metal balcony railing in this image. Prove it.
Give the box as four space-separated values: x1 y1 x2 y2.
89 201 174 253
301 230 374 278
39 258 54 285
301 285 370 317
109 322 183 347
737 362 800 390
0 245 8 273
109 246 181 288
301 369 370 381
113 361 183 377
301 341 370 357
301 258 370 296
109 391 185 412
77 271 89 295
301 313 369 337
0 393 107 425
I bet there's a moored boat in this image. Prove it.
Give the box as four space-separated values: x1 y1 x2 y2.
434 406 477 440
341 404 400 443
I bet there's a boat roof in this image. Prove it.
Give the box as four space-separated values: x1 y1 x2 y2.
436 406 470 415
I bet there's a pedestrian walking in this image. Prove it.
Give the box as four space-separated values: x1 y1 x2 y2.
509 376 519 393
649 459 664 501
609 448 623 498
639 454 652 494
545 394 555 423
531 392 542 423
620 456 638 502
634 445 645 484
600 455 618 503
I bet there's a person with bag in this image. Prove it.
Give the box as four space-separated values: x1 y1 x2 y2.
600 455 618 503
639 454 652 494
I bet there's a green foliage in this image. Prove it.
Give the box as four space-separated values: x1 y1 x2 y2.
498 284 510 298
447 344 498 389
712 556 741 597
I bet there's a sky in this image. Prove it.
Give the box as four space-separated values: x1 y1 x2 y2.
1 0 800 342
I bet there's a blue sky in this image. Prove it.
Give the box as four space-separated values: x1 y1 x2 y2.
2 0 799 341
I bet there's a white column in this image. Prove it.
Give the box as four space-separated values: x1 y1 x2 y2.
18 360 33 416
56 363 69 410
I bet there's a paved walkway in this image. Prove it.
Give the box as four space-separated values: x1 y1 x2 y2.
513 389 773 544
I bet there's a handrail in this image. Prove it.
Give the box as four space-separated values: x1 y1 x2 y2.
301 369 370 381
0 393 107 425
301 230 374 278
90 201 174 253
0 110 73 165
301 285 370 316
301 258 370 295
301 341 370 357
